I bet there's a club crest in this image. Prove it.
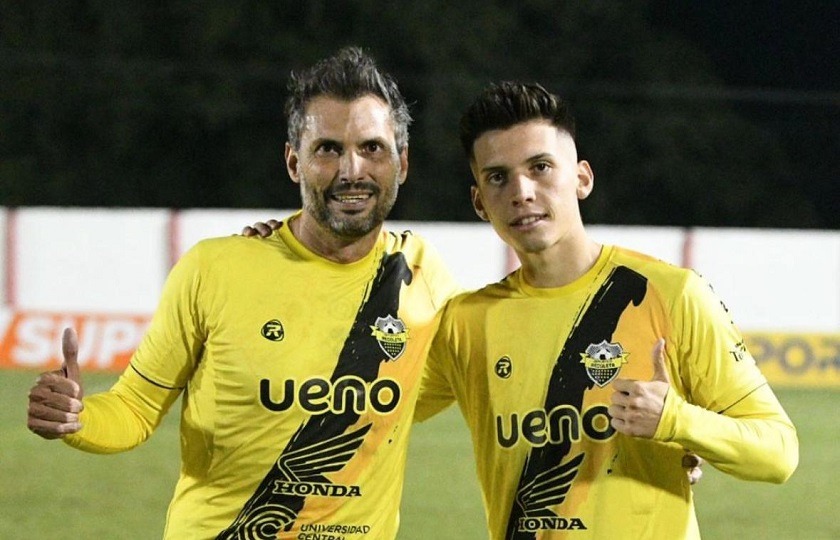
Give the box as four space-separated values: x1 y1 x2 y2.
580 340 629 387
370 315 409 361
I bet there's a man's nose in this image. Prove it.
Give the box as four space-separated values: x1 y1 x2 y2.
338 151 365 182
510 174 536 205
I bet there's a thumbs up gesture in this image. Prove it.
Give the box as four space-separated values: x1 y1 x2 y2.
608 338 670 438
27 328 85 439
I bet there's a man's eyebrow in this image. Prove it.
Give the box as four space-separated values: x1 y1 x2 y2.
479 164 506 175
525 152 554 163
360 136 391 147
479 153 554 174
308 137 342 149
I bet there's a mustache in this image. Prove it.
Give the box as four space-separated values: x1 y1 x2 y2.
328 182 381 196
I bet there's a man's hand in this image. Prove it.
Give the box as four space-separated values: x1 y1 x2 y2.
27 328 85 439
683 452 704 485
241 219 281 238
608 339 705 484
608 338 670 438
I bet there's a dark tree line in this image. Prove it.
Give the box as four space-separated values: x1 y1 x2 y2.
1 1 837 228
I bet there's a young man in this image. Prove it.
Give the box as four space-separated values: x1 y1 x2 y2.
414 82 799 539
26 47 458 539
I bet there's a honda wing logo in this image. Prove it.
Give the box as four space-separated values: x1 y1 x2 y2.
515 452 587 532
272 424 371 497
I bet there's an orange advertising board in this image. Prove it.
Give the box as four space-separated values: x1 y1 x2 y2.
0 309 150 371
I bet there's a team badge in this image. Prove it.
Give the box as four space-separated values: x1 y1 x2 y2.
580 340 629 387
370 315 409 360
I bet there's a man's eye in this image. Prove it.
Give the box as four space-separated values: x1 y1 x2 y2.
316 143 341 155
487 173 505 185
364 142 383 153
533 162 550 173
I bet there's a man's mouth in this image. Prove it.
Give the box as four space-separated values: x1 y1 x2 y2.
510 214 547 227
331 193 373 204
329 183 379 208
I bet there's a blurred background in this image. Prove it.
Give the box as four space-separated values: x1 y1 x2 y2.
1 1 837 227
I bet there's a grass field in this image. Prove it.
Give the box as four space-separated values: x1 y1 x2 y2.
2 369 837 539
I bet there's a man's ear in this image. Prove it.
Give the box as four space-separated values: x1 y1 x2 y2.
398 146 409 185
285 142 300 184
576 160 594 200
471 185 489 221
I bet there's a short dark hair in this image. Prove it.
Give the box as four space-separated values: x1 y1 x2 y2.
285 46 412 151
459 82 576 160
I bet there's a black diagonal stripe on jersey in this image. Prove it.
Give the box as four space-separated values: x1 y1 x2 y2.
216 251 413 540
504 265 648 540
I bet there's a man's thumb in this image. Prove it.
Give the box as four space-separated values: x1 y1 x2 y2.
61 327 82 386
651 338 670 383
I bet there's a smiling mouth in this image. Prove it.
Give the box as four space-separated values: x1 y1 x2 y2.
510 214 547 227
331 193 373 204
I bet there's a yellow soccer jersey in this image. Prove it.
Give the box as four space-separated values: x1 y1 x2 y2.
65 213 459 539
417 245 797 540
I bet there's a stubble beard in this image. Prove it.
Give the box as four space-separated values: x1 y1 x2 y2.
300 174 400 239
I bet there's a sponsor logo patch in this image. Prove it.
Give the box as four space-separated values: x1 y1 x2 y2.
515 452 588 531
261 319 285 341
730 340 747 362
495 356 512 378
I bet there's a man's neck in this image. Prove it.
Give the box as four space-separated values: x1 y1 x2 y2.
290 213 381 264
518 237 602 289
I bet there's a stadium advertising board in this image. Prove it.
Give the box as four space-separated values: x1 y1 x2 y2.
745 332 840 388
0 308 837 387
0 309 149 371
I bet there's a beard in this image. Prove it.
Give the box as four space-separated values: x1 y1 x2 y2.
299 172 400 239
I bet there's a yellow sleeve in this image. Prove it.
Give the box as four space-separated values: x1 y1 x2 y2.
655 384 798 483
655 271 799 482
63 368 181 453
414 302 458 423
129 243 207 389
63 244 207 453
412 233 463 311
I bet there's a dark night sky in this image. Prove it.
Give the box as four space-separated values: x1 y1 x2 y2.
652 2 839 92
651 1 839 229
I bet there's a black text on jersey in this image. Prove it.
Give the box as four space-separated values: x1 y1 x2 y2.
495 404 615 448
260 376 402 414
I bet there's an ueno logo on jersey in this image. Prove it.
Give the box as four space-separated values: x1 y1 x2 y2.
496 404 615 448
260 376 401 415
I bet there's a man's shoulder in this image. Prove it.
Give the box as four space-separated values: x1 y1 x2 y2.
181 234 279 267
442 279 512 313
610 245 691 286
382 227 430 248
381 228 442 264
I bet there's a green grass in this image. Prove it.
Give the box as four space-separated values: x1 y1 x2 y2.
2 371 837 539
